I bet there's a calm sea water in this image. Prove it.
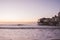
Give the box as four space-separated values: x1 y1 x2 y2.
0 24 60 40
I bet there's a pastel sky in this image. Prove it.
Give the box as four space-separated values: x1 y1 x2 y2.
0 0 60 22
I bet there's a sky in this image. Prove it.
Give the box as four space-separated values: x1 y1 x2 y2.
0 0 60 22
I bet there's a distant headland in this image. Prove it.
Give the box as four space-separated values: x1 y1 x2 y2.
37 12 60 26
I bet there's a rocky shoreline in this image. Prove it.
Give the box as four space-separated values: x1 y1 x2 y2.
38 12 60 26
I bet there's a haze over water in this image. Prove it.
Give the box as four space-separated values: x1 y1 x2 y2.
0 0 60 40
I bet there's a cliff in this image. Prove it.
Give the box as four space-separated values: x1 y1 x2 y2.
37 12 60 26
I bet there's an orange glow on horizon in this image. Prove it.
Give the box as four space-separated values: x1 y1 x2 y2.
0 19 37 24
0 19 37 23
0 17 38 23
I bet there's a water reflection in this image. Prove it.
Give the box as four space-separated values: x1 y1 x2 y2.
0 26 60 40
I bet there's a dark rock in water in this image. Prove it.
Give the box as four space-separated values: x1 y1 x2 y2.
17 24 24 26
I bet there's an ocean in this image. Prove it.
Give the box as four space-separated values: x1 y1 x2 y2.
0 23 60 40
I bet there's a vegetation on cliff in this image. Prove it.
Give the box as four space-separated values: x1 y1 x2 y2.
38 12 60 26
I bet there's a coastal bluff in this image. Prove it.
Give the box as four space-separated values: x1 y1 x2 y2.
37 12 60 26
